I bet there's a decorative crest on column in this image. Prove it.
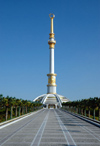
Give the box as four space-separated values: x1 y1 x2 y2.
48 13 56 49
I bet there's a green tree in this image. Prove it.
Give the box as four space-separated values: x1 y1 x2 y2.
98 98 100 121
90 97 98 119
8 97 16 119
2 97 9 121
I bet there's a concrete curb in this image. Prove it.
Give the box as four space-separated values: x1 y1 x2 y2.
0 109 42 126
61 109 100 128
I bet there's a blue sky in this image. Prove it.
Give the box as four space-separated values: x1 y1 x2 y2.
0 0 100 101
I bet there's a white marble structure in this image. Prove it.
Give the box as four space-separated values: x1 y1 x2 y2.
33 94 69 108
33 14 69 108
47 14 57 94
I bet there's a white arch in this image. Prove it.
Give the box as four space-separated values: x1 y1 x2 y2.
33 94 46 102
33 93 69 108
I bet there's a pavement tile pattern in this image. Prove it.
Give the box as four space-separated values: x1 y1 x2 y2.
0 109 100 146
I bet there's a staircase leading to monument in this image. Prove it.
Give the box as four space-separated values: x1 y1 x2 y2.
45 96 58 104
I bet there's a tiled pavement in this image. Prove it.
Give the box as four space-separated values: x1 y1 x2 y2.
0 109 100 146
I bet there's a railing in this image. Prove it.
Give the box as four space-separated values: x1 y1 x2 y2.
62 106 100 121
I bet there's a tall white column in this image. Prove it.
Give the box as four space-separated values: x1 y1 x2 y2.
47 13 57 94
50 48 54 73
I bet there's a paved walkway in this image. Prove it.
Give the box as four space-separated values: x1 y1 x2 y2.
0 109 100 146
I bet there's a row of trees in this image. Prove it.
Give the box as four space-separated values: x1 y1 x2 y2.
0 94 42 122
62 97 100 121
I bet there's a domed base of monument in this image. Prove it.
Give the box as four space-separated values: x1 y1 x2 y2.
33 94 69 109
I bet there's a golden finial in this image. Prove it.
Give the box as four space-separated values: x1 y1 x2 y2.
49 13 55 33
49 13 55 19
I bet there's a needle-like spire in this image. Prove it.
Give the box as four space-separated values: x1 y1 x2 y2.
47 13 57 94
